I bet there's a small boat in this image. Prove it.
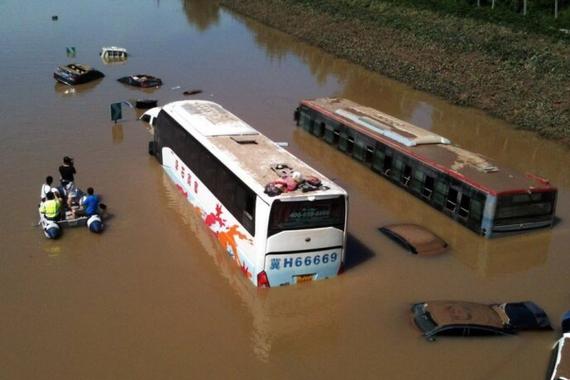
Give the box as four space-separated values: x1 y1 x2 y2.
117 74 162 88
39 212 104 239
100 46 128 59
38 186 107 239
53 63 105 85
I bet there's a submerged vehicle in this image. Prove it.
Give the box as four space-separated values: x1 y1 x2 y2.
135 99 158 109
296 98 557 238
53 63 104 85
139 107 161 127
100 46 128 60
117 74 162 88
547 311 570 380
148 100 348 287
411 301 551 341
379 224 448 256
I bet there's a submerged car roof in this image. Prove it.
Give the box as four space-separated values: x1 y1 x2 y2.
425 301 505 329
380 224 447 256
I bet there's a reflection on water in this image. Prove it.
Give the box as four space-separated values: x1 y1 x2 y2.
160 171 341 361
182 0 220 31
112 124 124 144
453 232 551 277
292 128 552 277
53 79 103 95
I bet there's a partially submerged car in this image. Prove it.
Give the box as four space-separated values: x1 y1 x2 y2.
117 74 162 88
100 46 128 59
411 301 551 341
379 224 448 256
53 63 104 85
547 311 570 380
139 106 161 127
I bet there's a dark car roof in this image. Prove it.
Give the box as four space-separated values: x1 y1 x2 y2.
380 224 448 256
424 301 506 329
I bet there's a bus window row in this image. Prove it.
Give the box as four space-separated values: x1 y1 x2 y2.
156 111 257 235
299 109 486 233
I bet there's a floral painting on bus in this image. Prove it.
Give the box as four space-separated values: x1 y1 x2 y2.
166 149 256 283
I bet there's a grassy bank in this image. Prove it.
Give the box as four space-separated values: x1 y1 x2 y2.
221 0 570 144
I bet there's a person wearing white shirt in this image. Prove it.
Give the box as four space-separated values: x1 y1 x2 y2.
40 176 54 202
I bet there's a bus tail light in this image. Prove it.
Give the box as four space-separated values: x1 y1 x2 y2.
338 261 345 275
257 271 270 288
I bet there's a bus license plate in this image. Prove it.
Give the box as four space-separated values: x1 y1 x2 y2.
295 274 315 284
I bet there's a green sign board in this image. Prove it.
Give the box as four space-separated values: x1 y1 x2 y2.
110 102 122 122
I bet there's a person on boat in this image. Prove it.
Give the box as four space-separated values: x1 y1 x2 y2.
39 191 62 221
59 156 76 187
63 183 83 209
73 187 100 218
40 176 54 202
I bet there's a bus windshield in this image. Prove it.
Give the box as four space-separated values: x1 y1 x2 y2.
495 192 556 223
268 196 346 236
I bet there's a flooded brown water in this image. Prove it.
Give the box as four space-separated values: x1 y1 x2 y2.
1 1 569 379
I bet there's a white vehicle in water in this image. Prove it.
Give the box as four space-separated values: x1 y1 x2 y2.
148 100 348 287
100 46 128 59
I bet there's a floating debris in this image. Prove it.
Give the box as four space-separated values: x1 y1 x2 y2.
183 89 203 96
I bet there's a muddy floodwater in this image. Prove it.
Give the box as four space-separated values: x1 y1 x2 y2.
1 1 569 379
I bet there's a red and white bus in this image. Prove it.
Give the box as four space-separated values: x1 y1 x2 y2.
295 98 557 238
149 100 348 287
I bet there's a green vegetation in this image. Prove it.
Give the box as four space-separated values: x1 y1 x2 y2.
291 0 570 37
221 0 570 145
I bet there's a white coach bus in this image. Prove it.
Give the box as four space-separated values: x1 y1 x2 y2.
148 100 348 287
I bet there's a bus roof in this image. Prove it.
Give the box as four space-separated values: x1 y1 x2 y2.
302 98 555 196
164 100 346 203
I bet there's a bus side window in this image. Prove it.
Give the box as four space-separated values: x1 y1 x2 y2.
235 183 256 235
446 188 459 212
411 168 425 193
339 133 354 154
392 157 404 179
372 149 386 173
353 140 367 162
332 129 341 145
365 146 374 164
458 194 471 219
470 198 484 223
324 125 336 144
383 155 393 176
401 164 412 186
433 180 448 207
299 110 311 129
422 176 434 199
312 121 325 137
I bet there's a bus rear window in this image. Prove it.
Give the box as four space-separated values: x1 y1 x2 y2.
495 191 556 221
268 197 346 236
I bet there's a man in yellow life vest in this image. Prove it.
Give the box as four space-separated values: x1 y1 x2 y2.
39 191 62 221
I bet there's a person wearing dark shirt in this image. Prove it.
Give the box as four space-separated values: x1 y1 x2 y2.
59 156 76 186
